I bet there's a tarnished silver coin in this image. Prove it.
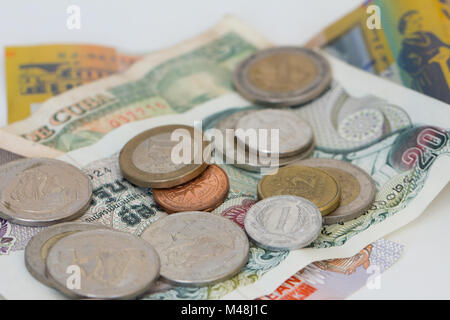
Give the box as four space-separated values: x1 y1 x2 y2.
46 229 160 299
234 46 332 107
235 109 313 157
25 222 108 288
296 158 376 224
244 195 322 251
0 158 92 227
141 211 249 286
213 110 315 173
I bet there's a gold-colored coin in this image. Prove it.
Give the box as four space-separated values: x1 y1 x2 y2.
257 165 341 216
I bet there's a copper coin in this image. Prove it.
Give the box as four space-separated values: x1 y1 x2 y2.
153 165 230 213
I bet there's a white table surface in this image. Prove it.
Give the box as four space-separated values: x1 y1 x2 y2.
0 0 449 299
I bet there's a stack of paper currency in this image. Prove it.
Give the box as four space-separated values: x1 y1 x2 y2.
0 13 448 300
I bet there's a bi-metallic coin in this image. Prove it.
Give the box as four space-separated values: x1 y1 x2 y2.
296 158 376 224
233 46 332 107
119 125 211 188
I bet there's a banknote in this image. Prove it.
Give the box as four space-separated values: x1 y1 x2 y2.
306 0 450 104
5 44 139 124
3 16 271 152
0 53 448 300
258 239 404 300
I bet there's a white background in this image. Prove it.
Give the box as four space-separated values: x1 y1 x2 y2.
0 0 449 299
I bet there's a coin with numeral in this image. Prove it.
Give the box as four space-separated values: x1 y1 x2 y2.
0 158 92 226
244 195 322 250
234 46 331 107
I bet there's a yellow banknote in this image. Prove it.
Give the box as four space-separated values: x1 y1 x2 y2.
5 44 139 123
306 0 450 104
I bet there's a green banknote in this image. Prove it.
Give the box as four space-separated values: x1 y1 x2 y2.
0 54 448 299
3 16 271 152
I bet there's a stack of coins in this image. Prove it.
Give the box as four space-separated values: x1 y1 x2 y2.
256 159 376 225
25 223 160 299
213 108 315 172
119 124 230 213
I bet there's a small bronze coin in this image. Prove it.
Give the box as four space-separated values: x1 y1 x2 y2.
119 125 211 188
234 46 332 107
257 165 341 216
153 165 230 213
0 158 92 226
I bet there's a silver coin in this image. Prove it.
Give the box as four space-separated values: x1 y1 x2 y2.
213 110 315 172
141 211 249 286
296 158 376 224
233 46 332 107
25 222 108 288
0 158 92 227
244 195 322 251
235 109 313 157
46 229 160 299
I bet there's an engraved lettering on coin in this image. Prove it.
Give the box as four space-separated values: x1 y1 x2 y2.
0 158 92 226
296 159 376 224
46 229 160 299
153 165 229 213
244 195 322 250
141 211 249 286
235 109 313 157
258 165 340 216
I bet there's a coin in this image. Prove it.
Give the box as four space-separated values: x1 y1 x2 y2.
0 158 92 226
257 165 341 216
153 165 229 213
141 211 249 286
213 110 315 172
235 109 314 157
46 229 160 299
244 195 322 250
25 222 108 288
296 158 376 224
119 125 211 188
234 46 332 107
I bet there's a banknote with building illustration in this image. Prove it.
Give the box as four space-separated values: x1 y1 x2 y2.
306 0 450 104
5 44 139 124
3 16 271 152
